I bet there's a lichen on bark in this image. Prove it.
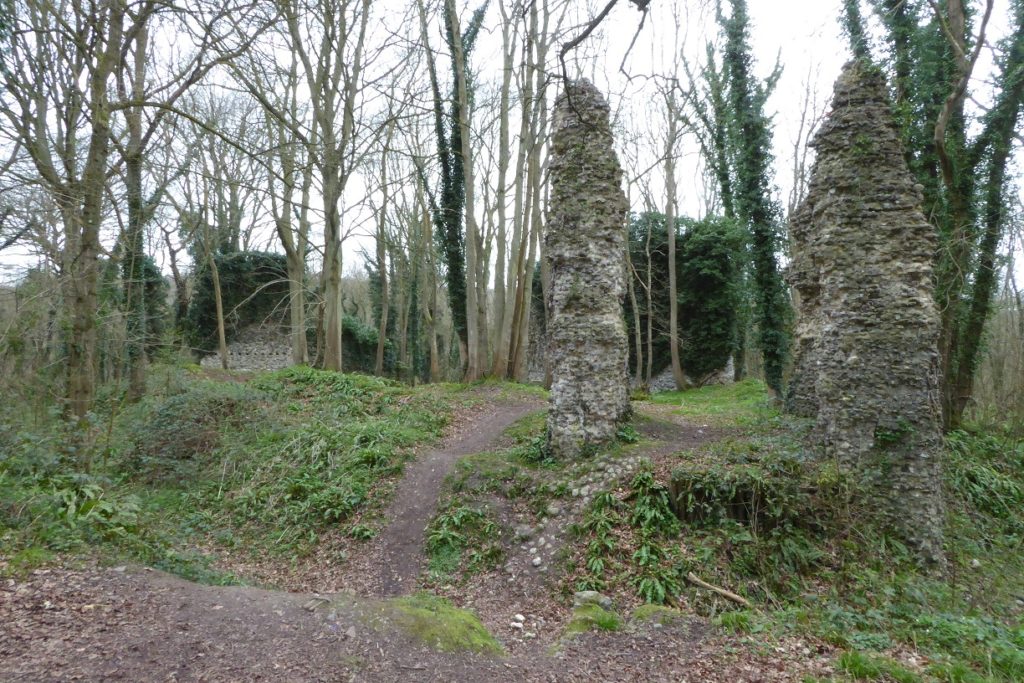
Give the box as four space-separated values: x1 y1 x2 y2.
544 79 630 458
787 61 945 565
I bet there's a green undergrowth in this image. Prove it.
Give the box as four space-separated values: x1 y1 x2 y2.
424 408 647 584
1 364 452 581
642 381 1024 682
425 410 558 582
184 366 448 554
835 651 922 682
369 593 502 654
571 467 686 605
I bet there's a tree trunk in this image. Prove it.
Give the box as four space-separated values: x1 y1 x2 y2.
65 1 125 419
664 102 687 390
627 249 644 387
489 4 514 376
322 169 344 372
123 24 148 401
374 122 395 376
208 247 229 371
286 251 308 365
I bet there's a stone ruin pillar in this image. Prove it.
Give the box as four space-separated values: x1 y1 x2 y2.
787 62 945 564
544 79 630 458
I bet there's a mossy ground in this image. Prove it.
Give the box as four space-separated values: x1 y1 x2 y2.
563 603 623 635
371 593 502 654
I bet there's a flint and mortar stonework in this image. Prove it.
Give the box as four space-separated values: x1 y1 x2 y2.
198 325 292 372
544 79 630 458
786 62 945 564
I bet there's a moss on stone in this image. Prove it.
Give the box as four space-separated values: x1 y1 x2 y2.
563 604 622 636
375 593 502 655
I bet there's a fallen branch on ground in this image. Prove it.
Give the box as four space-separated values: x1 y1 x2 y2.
686 572 753 609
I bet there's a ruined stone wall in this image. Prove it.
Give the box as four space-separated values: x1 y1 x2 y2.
544 79 630 458
199 325 292 372
787 62 945 564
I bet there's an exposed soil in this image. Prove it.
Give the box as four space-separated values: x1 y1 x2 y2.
0 563 832 682
0 394 835 682
356 395 544 597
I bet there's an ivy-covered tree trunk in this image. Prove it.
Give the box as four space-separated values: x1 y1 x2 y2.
447 0 486 380
852 0 1024 430
720 0 789 397
122 24 148 401
416 0 486 377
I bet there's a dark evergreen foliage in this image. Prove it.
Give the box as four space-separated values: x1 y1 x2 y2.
140 256 168 359
719 0 790 396
185 251 290 353
337 314 392 375
677 217 744 380
625 212 742 381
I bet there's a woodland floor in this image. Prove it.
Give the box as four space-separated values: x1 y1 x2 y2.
2 389 839 682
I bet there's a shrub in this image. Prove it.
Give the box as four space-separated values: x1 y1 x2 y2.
121 380 265 481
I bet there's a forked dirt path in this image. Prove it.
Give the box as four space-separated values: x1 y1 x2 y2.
0 395 833 682
373 397 542 596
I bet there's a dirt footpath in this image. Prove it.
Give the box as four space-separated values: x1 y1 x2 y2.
1 395 834 682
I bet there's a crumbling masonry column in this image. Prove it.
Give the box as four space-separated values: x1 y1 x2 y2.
544 79 630 458
787 62 945 564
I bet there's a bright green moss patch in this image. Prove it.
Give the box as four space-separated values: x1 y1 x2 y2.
564 604 623 635
377 593 502 655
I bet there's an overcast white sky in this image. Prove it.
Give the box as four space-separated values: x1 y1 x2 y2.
1 0 1020 283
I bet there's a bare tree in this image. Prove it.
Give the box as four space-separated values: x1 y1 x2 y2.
248 0 375 372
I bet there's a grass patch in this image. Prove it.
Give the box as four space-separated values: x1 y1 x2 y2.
837 651 921 682
1 546 54 578
651 379 776 427
714 609 767 634
503 409 547 446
